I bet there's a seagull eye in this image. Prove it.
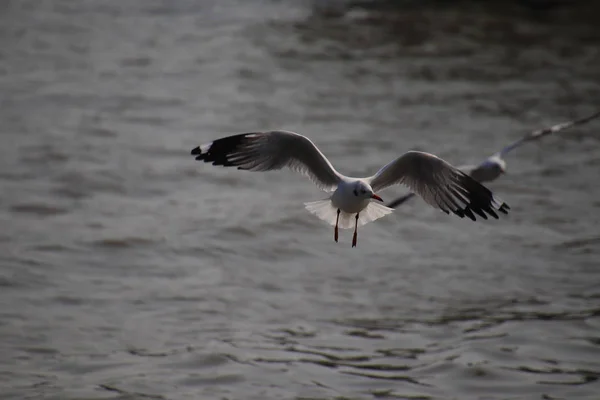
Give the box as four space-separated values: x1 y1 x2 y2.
361 189 366 194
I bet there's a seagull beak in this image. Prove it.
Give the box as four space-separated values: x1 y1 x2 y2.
371 194 383 202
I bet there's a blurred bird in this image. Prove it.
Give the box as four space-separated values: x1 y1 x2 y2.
387 110 600 208
191 130 509 247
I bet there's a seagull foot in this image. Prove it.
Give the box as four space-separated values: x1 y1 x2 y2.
334 209 340 243
352 213 359 247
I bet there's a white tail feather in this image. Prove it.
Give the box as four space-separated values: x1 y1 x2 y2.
304 199 393 229
358 201 394 227
304 199 341 227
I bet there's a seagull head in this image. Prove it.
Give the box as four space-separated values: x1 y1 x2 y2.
482 156 507 175
353 181 383 202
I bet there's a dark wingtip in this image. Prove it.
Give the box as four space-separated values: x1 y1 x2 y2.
451 173 513 222
463 207 476 221
488 208 499 219
191 146 202 155
191 133 253 167
386 193 417 208
473 207 488 220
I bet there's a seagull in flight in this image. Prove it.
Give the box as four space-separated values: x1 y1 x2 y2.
191 131 509 247
387 110 600 208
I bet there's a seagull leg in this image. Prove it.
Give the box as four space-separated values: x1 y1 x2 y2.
352 213 359 248
334 209 340 243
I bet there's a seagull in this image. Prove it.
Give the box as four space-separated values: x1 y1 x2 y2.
387 110 600 208
191 131 509 247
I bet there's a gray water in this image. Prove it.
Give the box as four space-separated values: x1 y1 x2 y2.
1 1 600 399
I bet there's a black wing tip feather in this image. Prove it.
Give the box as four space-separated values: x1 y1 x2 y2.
453 173 510 222
191 146 202 155
386 193 417 208
499 203 510 214
190 133 253 167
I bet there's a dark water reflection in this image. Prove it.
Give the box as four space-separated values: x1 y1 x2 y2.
1 0 599 399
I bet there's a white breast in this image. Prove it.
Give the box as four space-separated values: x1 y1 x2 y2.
330 181 371 214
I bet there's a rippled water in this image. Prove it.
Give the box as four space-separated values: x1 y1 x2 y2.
1 1 600 399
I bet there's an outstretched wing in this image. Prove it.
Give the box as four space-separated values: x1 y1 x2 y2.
368 151 509 221
497 110 600 157
191 130 343 192
385 111 599 210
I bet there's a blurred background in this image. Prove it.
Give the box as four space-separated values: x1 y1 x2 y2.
1 1 599 399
